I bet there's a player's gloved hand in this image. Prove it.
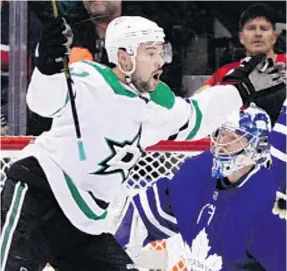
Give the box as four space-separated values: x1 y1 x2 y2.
35 17 73 75
221 54 286 107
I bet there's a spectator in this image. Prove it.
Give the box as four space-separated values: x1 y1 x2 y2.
195 3 286 128
197 3 286 91
193 3 286 193
69 0 122 65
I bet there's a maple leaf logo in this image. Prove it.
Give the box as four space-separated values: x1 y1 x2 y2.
184 228 223 271
166 229 223 271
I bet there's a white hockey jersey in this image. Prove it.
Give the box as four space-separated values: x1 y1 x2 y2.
22 60 242 234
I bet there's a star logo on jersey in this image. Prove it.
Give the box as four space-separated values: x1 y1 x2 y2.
183 228 223 271
89 128 143 182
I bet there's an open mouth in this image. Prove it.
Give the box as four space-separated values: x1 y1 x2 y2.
152 71 162 81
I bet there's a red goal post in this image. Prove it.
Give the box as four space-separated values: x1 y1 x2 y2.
1 136 210 151
1 135 210 188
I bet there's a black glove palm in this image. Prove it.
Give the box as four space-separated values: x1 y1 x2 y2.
222 54 286 104
36 17 73 75
221 54 286 124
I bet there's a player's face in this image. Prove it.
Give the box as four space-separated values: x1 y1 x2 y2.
132 42 165 93
83 0 121 18
239 17 277 56
214 128 248 155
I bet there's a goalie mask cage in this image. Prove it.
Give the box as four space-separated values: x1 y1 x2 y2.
1 136 210 271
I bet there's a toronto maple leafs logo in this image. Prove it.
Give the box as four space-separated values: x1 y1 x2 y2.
185 228 223 271
89 129 143 182
166 229 223 271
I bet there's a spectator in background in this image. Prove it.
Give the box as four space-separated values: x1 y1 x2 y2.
1 0 9 135
195 3 286 191
69 0 122 65
197 3 286 91
196 3 286 130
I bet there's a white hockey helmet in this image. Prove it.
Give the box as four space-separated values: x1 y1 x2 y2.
210 104 272 178
105 16 167 75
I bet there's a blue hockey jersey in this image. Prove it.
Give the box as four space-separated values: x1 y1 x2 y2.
116 151 286 271
269 100 286 190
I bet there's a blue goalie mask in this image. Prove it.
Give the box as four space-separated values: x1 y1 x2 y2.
210 104 272 178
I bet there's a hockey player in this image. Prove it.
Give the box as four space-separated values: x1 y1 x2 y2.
1 16 285 270
113 105 286 271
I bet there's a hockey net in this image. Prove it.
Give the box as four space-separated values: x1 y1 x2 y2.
1 136 210 271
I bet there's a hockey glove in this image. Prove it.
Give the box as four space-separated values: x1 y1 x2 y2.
35 17 73 75
221 54 286 107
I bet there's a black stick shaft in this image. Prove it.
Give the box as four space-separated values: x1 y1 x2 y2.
52 0 86 160
63 57 82 139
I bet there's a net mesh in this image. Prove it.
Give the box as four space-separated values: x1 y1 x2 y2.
1 152 18 190
126 152 192 190
0 136 209 271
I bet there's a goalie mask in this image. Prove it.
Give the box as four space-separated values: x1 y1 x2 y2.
210 104 272 178
105 16 172 78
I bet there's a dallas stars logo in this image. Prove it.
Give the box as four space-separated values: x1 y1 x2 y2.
89 129 143 182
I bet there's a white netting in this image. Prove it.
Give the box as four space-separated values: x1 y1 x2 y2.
125 151 195 190
0 136 209 271
1 151 19 190
1 137 207 192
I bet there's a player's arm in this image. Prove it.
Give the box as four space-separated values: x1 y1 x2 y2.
194 63 234 94
247 192 286 270
194 72 219 95
184 84 243 140
27 68 71 118
109 178 178 255
194 84 211 95
162 56 286 142
27 60 99 118
26 17 89 118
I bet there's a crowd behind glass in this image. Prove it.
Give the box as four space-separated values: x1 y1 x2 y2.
1 0 286 136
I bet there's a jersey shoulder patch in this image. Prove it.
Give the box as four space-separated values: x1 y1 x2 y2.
150 82 175 109
78 61 137 98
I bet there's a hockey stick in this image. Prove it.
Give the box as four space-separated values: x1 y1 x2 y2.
51 0 86 161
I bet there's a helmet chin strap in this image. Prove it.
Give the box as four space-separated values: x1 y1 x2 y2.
118 55 141 92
